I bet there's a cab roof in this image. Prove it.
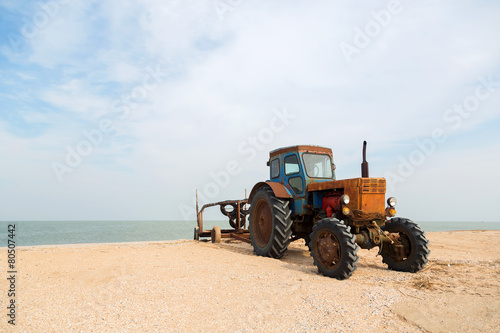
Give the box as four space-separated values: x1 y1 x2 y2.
269 145 333 159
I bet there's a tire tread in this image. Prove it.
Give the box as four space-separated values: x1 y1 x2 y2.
249 187 293 259
309 218 359 280
381 218 429 272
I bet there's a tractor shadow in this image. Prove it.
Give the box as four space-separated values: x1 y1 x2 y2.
279 245 319 276
214 239 388 277
280 244 389 275
215 239 314 266
217 239 320 276
355 249 390 272
215 239 256 257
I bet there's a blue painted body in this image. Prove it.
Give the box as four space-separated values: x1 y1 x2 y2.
269 149 335 216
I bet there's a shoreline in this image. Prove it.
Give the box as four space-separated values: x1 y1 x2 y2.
4 238 194 250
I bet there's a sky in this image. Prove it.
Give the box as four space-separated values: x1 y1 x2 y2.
0 0 499 222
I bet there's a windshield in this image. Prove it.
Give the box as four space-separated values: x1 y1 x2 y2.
303 153 333 178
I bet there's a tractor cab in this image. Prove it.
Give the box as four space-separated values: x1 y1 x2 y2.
269 145 335 190
267 145 335 214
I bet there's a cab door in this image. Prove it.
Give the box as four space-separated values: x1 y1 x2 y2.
283 153 305 198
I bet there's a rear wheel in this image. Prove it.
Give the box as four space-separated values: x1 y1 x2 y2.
249 187 292 258
310 218 359 280
381 218 429 272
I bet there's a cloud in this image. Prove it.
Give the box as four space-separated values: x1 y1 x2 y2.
40 79 110 119
0 0 499 221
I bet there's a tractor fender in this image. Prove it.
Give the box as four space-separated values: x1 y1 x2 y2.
248 182 292 202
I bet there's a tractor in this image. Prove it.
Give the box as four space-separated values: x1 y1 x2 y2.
195 142 429 279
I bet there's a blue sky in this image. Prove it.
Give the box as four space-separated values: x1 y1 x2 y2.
0 0 499 222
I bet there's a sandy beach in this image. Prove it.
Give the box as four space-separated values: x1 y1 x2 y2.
2 230 499 332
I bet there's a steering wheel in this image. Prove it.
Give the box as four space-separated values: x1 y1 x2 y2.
313 165 320 177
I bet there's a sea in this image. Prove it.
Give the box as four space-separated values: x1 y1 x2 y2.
0 220 499 247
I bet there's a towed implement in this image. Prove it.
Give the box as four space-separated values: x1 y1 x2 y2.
195 142 429 279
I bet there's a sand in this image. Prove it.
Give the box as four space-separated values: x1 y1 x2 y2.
1 230 499 332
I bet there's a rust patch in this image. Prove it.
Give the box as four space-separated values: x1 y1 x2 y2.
248 181 292 202
269 145 333 159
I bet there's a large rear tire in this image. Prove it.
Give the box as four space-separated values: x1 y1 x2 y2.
249 186 292 259
381 218 429 272
309 218 359 280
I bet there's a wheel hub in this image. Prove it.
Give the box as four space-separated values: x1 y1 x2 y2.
317 232 340 268
387 232 411 261
253 199 272 247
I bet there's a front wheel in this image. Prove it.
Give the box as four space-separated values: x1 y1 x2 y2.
309 218 359 280
381 218 429 272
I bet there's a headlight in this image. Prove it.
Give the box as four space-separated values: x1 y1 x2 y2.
340 194 350 205
387 197 397 207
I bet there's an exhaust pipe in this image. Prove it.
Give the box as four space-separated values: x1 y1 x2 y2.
361 141 369 178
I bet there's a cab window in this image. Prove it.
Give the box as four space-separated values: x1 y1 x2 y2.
284 154 300 175
288 176 304 194
270 159 280 178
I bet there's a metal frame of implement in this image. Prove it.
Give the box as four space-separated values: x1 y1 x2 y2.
195 190 251 243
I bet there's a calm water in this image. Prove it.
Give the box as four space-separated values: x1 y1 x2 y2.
0 220 499 247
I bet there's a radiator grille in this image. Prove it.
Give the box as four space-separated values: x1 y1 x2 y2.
361 178 386 193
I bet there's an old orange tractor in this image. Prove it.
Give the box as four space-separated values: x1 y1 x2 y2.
195 142 429 279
